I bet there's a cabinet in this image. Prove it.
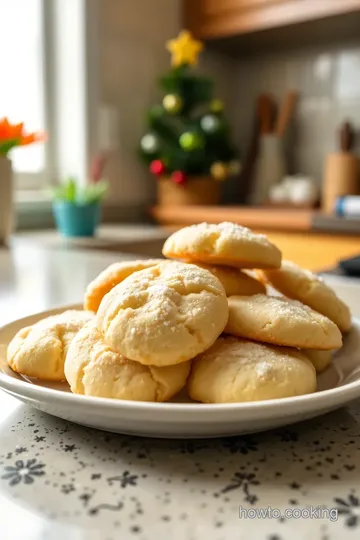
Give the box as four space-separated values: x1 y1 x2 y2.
184 0 360 39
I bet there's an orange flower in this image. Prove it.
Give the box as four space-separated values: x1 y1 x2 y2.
20 132 46 146
0 117 46 146
12 122 24 139
0 118 12 140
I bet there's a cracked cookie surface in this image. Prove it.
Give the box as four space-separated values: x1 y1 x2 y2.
84 259 165 312
162 222 282 269
188 336 317 403
97 261 229 366
65 322 191 401
225 294 342 350
7 310 94 381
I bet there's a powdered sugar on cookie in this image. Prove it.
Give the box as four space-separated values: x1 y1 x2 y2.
163 222 282 269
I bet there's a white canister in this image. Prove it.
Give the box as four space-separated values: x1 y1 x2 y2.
287 176 318 206
0 157 14 245
250 135 286 205
335 196 360 217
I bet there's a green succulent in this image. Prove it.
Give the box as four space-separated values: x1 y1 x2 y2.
51 177 108 204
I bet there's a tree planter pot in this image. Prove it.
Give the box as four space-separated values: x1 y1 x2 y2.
0 157 14 245
52 201 101 237
157 176 220 206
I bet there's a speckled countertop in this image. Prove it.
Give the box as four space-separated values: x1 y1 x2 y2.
1 244 360 540
13 225 169 255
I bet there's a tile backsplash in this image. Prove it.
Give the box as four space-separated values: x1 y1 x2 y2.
235 42 360 190
99 0 360 207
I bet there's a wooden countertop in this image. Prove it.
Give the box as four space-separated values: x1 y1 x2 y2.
151 205 312 231
151 205 360 235
149 206 360 270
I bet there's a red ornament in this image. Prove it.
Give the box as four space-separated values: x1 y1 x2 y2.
149 159 165 176
172 171 187 185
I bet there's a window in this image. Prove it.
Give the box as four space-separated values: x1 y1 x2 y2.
0 0 47 187
0 0 100 196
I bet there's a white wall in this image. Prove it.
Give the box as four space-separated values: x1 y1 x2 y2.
98 0 239 208
99 0 181 206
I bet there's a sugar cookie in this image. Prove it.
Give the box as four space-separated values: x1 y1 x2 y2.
162 222 281 269
195 263 266 297
258 261 351 333
97 261 228 367
7 310 94 381
65 323 191 401
84 259 165 312
304 349 333 373
188 337 317 403
225 294 342 350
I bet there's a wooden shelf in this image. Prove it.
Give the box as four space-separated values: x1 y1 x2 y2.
184 0 360 40
151 205 313 232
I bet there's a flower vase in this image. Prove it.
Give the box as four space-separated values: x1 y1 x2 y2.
52 201 101 237
0 157 14 245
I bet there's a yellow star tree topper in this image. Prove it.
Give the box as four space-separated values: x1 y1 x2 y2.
166 30 204 67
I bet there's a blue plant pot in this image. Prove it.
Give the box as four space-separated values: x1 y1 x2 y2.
52 201 101 237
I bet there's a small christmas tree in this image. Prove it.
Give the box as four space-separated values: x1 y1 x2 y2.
139 30 240 186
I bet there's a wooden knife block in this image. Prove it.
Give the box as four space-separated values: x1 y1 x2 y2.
322 153 360 214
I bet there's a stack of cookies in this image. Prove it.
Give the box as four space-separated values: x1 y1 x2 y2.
7 222 351 404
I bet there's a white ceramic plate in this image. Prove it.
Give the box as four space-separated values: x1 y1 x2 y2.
1 305 360 439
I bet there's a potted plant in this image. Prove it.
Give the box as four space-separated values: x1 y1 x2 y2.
52 174 108 238
139 30 240 206
0 117 45 244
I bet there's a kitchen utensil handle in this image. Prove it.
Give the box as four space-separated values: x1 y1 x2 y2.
258 94 275 135
275 91 298 137
340 121 354 153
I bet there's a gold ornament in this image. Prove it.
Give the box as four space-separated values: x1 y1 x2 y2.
228 160 242 175
210 99 224 113
210 162 228 181
166 30 204 67
163 94 183 114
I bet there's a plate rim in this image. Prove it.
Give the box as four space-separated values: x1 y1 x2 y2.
1 304 360 415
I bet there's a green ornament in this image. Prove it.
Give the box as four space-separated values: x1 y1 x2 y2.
179 132 204 151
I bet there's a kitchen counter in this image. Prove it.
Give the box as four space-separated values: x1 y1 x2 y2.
11 222 360 272
1 243 360 539
13 224 169 258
